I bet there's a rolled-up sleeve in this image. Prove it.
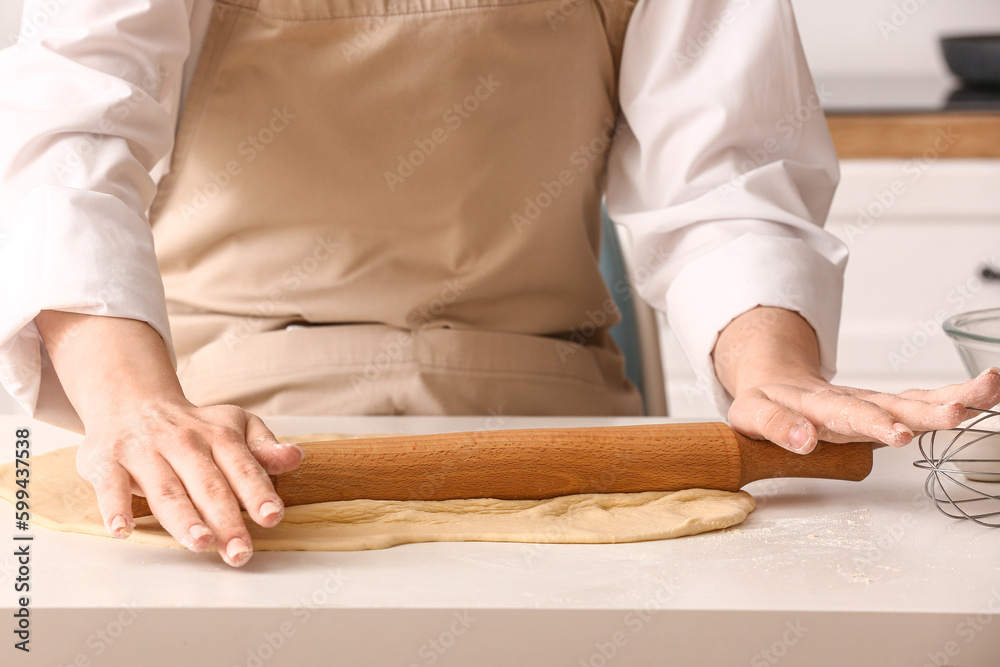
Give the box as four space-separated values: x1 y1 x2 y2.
606 0 848 411
0 0 192 430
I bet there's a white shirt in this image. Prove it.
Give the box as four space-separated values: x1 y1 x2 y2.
0 0 847 429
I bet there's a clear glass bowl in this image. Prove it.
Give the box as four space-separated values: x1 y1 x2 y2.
943 308 1000 378
940 310 1000 481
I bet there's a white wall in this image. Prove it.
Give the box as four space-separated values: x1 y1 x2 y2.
6 1 1000 72
792 0 1000 78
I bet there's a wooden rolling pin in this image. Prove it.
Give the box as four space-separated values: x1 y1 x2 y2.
129 422 873 517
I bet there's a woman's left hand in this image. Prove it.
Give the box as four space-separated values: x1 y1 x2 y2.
713 307 1000 454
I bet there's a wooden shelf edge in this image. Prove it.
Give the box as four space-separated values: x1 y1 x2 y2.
826 112 1000 159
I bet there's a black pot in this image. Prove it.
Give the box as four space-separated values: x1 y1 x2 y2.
941 35 1000 88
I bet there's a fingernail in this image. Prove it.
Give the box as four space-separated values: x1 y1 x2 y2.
110 515 133 539
789 424 813 453
259 500 283 520
978 367 1000 378
187 525 213 551
181 525 211 551
225 538 253 567
890 423 914 448
279 442 305 459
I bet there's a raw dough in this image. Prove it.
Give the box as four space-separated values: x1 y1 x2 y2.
0 434 754 551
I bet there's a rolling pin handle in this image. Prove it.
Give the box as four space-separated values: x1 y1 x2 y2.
734 431 874 487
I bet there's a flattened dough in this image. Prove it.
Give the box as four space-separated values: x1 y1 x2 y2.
0 434 754 551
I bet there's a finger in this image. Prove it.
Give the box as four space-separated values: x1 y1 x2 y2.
900 367 1000 413
728 391 819 454
77 453 135 539
849 391 968 433
210 428 288 529
122 453 216 554
764 385 913 447
244 412 304 475
161 443 255 567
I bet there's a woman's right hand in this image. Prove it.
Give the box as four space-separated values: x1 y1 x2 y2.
35 310 303 567
77 400 302 566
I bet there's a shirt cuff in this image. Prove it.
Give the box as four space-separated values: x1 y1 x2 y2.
0 186 175 430
665 232 845 413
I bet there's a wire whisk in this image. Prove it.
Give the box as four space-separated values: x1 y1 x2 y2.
914 408 1000 527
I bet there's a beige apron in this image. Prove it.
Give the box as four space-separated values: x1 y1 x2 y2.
148 0 644 416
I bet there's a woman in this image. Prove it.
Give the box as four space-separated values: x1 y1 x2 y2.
2 0 996 566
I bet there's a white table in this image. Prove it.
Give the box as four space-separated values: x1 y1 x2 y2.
1 415 999 666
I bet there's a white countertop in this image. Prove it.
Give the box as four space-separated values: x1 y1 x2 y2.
2 415 999 666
